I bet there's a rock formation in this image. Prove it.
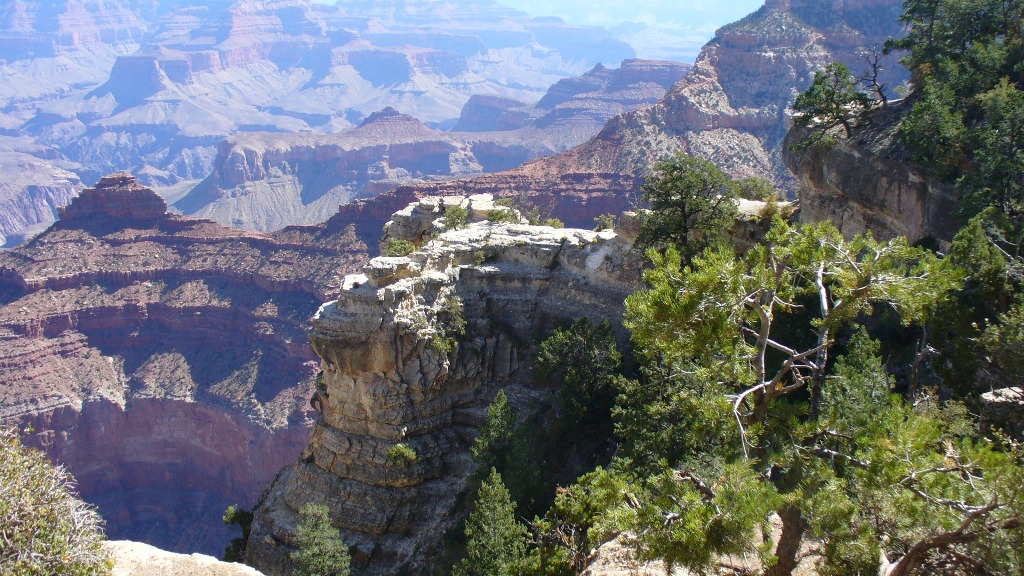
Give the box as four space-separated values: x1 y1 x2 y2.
245 195 645 575
782 101 960 245
244 194 784 575
177 58 690 232
105 540 266 576
0 173 379 554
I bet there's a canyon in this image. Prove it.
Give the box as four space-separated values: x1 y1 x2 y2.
0 0 959 570
177 58 689 231
0 0 651 244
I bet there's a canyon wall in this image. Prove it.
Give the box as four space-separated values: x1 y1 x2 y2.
181 59 690 232
0 173 374 554
0 0 643 242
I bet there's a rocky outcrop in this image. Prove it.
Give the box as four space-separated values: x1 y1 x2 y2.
393 172 645 230
980 387 1024 437
0 174 376 555
105 540 266 576
246 195 646 575
59 173 167 222
782 101 960 245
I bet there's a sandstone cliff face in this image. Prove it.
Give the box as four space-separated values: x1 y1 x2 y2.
246 196 646 575
511 0 909 188
0 174 376 555
782 101 961 245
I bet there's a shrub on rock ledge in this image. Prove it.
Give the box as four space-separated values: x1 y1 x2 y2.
0 426 112 576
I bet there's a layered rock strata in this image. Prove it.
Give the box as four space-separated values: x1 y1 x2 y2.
183 58 690 232
246 195 646 575
0 174 374 554
782 101 960 245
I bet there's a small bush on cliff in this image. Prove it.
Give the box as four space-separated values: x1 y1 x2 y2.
430 292 467 354
791 61 870 148
387 443 418 466
384 239 416 257
291 502 351 576
593 213 616 231
487 208 519 223
444 204 470 230
0 426 112 576
222 505 253 562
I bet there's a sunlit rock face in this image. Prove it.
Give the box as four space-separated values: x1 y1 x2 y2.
783 102 960 246
246 196 645 575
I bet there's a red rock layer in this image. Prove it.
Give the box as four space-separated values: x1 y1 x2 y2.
0 174 374 555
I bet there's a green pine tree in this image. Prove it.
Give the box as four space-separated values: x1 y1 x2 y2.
454 468 528 576
291 503 351 576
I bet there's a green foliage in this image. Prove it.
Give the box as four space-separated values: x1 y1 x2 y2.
384 239 416 257
487 208 519 223
612 366 738 475
732 176 778 201
592 213 616 231
932 211 1023 393
471 390 517 470
888 0 1024 218
387 443 418 466
900 80 966 177
543 218 564 228
792 62 871 144
614 218 967 575
626 218 955 430
635 153 738 265
453 469 528 576
222 505 253 562
528 468 631 574
430 292 466 354
0 426 112 576
535 319 621 428
494 197 516 208
444 204 470 230
291 503 351 576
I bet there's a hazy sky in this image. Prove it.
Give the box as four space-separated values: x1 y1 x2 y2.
497 0 766 60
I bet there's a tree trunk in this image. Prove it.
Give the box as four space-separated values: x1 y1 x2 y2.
765 506 805 576
807 332 829 422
